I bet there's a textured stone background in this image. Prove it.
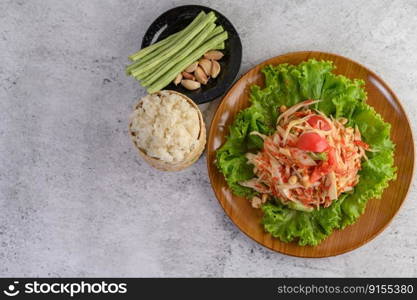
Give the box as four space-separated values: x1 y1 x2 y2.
1 0 416 277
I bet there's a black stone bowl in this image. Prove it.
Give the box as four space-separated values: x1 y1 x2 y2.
141 5 242 104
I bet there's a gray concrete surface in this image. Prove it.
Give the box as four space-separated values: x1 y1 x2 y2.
1 0 416 277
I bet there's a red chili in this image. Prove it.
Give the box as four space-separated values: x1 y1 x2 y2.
354 140 369 150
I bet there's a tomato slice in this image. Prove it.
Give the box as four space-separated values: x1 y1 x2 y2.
307 115 331 131
310 168 322 183
309 148 336 183
296 132 329 152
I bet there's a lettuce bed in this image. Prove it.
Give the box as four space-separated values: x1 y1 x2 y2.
216 59 396 246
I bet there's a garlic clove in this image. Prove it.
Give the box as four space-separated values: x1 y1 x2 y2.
181 79 201 90
182 72 195 80
198 58 212 76
204 50 224 60
210 60 221 78
173 73 182 85
184 61 199 73
194 66 208 85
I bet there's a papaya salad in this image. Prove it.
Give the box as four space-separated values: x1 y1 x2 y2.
216 59 396 246
241 99 370 211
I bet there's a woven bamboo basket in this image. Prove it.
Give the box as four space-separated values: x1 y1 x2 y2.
128 90 206 171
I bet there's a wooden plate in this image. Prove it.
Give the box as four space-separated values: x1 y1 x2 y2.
207 51 415 257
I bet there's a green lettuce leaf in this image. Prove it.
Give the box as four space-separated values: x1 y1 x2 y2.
216 59 396 246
